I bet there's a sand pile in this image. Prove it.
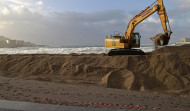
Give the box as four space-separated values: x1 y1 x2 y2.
103 45 190 92
0 45 189 93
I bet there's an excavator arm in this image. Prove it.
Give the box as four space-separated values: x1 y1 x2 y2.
125 2 158 39
157 0 172 37
126 0 172 45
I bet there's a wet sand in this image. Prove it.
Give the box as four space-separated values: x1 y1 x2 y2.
0 75 189 111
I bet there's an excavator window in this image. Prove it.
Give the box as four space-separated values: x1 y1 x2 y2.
133 33 140 46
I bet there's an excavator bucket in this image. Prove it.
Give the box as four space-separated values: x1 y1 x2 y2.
150 33 170 47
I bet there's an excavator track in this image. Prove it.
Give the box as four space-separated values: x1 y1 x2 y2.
108 49 145 56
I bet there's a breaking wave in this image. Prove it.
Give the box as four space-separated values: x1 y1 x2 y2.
0 46 155 54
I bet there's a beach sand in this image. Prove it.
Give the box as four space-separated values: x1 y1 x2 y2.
0 45 190 110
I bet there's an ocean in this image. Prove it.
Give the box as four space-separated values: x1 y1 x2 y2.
0 45 155 54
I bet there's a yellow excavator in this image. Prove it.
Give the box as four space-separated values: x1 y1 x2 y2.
105 0 172 56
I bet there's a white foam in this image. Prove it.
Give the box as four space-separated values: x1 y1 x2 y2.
0 46 154 54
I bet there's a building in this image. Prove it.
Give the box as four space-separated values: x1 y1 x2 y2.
175 38 190 45
180 38 190 42
0 36 37 48
0 36 10 41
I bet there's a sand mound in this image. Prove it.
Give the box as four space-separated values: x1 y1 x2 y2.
0 45 190 94
102 70 134 90
101 45 190 92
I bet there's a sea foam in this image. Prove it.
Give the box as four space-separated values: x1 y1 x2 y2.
0 46 155 54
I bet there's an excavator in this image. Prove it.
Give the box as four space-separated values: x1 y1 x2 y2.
105 0 172 56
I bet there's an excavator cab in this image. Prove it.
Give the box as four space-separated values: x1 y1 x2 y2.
132 33 141 47
107 33 144 56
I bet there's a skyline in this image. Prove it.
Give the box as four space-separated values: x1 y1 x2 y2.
0 0 190 46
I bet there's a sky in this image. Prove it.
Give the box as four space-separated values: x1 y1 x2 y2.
0 0 190 46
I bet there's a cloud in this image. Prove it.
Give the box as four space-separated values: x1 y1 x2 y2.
0 2 127 46
174 0 190 9
170 0 190 15
36 1 43 6
187 19 190 24
0 0 189 46
1 0 33 6
142 17 160 24
1 7 10 15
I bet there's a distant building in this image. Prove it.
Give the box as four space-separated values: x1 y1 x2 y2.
6 40 9 44
0 36 10 41
175 38 190 45
0 36 37 48
0 41 7 47
180 38 190 42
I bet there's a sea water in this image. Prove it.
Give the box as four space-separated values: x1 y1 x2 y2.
0 45 155 54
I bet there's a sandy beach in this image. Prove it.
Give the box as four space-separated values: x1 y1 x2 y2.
0 45 190 110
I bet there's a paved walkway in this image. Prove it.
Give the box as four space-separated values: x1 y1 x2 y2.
0 100 127 111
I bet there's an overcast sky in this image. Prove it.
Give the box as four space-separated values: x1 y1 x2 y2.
0 0 190 46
